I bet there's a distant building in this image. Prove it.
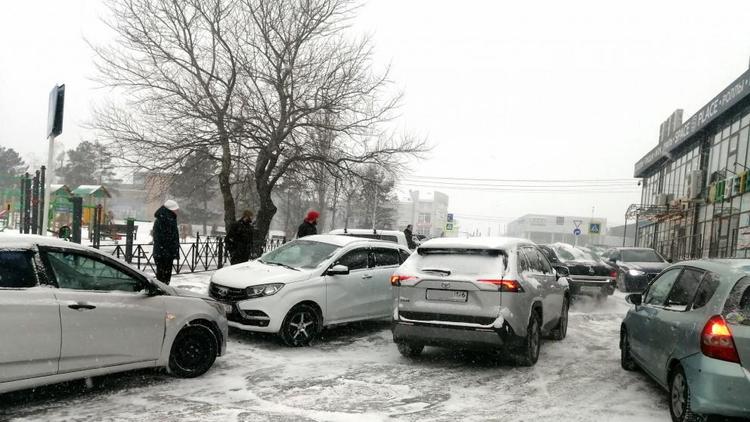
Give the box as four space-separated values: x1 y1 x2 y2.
396 190 449 238
506 214 621 246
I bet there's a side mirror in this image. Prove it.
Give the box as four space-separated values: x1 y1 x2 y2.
327 264 350 276
608 257 617 264
626 293 642 306
667 258 673 264
554 265 570 278
144 281 162 296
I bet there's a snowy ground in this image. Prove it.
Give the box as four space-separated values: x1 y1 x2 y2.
0 273 671 422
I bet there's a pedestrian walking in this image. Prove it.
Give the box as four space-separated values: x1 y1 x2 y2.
404 224 417 249
153 200 180 284
226 209 255 265
297 210 320 238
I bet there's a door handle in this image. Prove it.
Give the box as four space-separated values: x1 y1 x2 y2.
68 303 96 311
362 274 373 279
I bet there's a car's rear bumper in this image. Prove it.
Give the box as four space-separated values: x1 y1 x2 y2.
392 320 517 350
568 277 615 296
681 354 750 417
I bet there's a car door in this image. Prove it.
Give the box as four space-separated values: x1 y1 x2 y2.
627 267 682 376
522 247 558 328
369 247 401 317
41 248 166 372
0 250 62 383
649 267 705 384
324 247 371 323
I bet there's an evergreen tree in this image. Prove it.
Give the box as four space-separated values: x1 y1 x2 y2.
59 141 121 188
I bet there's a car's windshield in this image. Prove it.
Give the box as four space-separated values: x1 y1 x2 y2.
551 244 598 262
260 240 340 269
621 249 665 263
414 248 507 275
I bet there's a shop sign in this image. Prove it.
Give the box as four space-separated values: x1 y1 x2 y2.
708 171 749 203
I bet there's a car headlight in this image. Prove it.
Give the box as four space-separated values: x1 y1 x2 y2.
203 299 230 316
628 269 645 276
246 283 285 298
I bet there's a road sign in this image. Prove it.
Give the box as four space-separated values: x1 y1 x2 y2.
573 220 583 228
573 228 582 236
447 213 454 223
589 223 601 234
446 223 454 231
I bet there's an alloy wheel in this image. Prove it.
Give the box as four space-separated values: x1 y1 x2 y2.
671 372 686 420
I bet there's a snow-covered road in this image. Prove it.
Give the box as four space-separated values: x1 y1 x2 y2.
0 273 670 422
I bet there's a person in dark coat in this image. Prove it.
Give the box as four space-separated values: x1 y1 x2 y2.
404 224 417 249
226 209 255 265
297 210 320 238
153 200 180 284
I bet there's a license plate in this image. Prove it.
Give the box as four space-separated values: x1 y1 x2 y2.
426 289 468 302
581 286 603 293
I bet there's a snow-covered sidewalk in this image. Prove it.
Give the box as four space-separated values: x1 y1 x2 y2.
0 273 670 422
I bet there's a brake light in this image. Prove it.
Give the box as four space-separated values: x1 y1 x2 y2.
609 269 617 278
701 315 741 364
477 279 524 293
390 275 416 286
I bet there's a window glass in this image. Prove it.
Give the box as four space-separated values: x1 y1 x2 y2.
742 112 750 128
371 248 399 267
380 235 398 243
336 248 369 271
538 246 558 263
45 251 142 292
534 248 553 274
0 251 37 288
665 268 704 310
262 239 340 269
399 249 412 264
517 250 530 273
693 272 721 309
723 277 750 326
644 268 681 306
621 249 665 263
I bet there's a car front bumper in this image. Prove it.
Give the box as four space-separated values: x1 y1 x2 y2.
681 353 750 417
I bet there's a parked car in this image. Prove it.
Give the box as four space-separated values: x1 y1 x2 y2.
328 228 412 250
620 260 750 421
539 243 616 300
602 247 670 292
391 237 571 366
0 234 228 395
209 235 411 346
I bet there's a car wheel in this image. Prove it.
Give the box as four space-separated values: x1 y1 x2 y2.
549 297 569 341
168 325 218 378
620 328 638 371
669 365 704 422
280 304 321 347
397 342 424 357
515 311 541 366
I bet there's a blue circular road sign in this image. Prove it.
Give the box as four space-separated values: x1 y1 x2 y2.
573 228 582 236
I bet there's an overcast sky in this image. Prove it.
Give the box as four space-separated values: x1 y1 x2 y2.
2 0 750 232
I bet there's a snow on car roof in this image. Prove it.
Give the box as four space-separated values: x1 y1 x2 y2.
329 228 403 235
301 234 394 247
418 236 534 250
0 234 91 251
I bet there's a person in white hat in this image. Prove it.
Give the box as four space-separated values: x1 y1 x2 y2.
153 199 180 284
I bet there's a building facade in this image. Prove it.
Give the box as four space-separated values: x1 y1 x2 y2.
396 190 450 238
506 214 613 246
634 62 750 260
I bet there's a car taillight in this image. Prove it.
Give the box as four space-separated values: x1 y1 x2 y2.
390 275 416 286
609 269 617 278
477 279 524 293
701 315 741 364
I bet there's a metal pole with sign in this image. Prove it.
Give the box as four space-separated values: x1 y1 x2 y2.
42 84 65 236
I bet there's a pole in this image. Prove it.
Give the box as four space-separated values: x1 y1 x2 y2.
39 166 46 234
622 214 628 247
41 135 55 236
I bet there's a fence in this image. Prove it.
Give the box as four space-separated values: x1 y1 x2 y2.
103 235 287 274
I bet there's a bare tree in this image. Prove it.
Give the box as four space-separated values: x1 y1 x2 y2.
90 0 244 229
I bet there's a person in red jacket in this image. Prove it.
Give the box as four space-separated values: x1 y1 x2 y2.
297 210 320 238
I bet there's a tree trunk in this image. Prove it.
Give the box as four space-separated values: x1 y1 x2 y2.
218 133 236 232
255 186 277 253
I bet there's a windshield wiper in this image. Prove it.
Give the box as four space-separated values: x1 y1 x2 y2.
261 260 300 271
421 267 452 276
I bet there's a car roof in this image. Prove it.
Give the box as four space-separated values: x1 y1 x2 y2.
300 234 405 248
0 233 90 252
610 247 655 251
672 259 750 278
418 236 534 250
329 229 404 236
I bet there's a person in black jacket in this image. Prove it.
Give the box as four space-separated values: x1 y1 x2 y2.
226 209 255 265
297 210 320 238
404 224 417 249
153 200 180 284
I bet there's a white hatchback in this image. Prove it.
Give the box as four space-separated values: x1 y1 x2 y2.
0 234 228 394
209 235 412 346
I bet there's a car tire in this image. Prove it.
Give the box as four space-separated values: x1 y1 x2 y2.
549 297 569 341
397 342 424 358
280 304 321 347
514 311 541 366
669 365 705 422
168 325 218 378
620 328 638 371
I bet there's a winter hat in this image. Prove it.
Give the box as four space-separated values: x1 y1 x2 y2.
164 200 180 211
305 210 320 223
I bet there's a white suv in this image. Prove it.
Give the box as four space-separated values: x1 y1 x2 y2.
328 228 412 249
209 235 411 346
0 234 228 394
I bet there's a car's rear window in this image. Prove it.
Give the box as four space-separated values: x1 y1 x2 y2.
414 248 507 275
724 276 750 326
622 249 665 263
0 250 37 288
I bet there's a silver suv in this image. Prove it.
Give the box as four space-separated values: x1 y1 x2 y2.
391 237 570 366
